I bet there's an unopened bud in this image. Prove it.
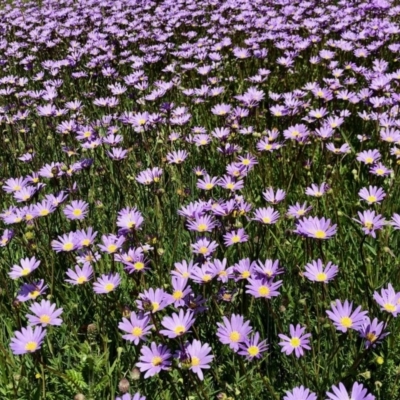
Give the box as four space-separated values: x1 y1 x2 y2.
118 378 130 394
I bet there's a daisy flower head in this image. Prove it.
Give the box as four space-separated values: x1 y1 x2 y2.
359 317 389 348
17 280 48 302
65 263 94 285
26 299 63 327
168 276 192 306
246 277 282 299
326 300 368 333
216 314 252 352
279 324 311 358
136 342 172 379
358 186 385 205
252 207 280 225
160 309 195 338
63 200 89 220
284 386 317 400
10 325 46 355
390 213 400 230
287 202 312 219
118 311 153 345
254 259 284 279
178 339 214 380
51 232 79 253
353 210 386 238
9 256 41 280
136 288 171 314
373 283 400 316
304 259 338 283
191 237 218 258
326 381 375 400
370 162 392 177
263 187 286 204
305 183 328 198
238 332 268 361
166 150 188 164
93 273 121 294
98 234 125 254
223 228 249 247
295 216 337 240
356 149 381 165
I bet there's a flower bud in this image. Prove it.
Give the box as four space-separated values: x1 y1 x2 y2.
118 378 130 394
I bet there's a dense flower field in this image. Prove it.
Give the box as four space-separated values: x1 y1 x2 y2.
1 0 400 398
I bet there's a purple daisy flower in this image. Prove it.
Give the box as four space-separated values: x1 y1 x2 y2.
326 381 375 400
216 314 252 352
136 288 170 314
51 232 79 253
93 273 121 294
168 277 192 307
9 256 40 280
63 200 89 220
284 386 317 400
305 183 328 198
136 342 172 378
65 263 94 285
191 238 218 257
304 259 338 283
98 234 125 254
118 312 153 345
287 202 312 219
373 283 400 316
252 207 280 225
160 309 195 338
238 332 268 361
326 300 368 333
26 299 63 327
279 324 311 358
246 278 282 299
10 325 46 355
17 280 48 302
358 186 386 205
390 213 400 230
295 216 337 239
263 187 286 204
357 149 381 165
359 317 389 349
223 228 249 246
178 339 214 380
353 210 386 238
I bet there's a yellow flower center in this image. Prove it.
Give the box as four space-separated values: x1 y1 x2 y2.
21 268 30 276
72 209 82 216
202 274 212 282
138 119 146 125
199 246 208 255
63 242 74 251
152 302 159 312
197 223 208 232
376 169 384 175
229 331 240 342
25 341 38 352
316 272 327 282
40 209 49 216
290 337 301 347
107 244 117 253
132 327 143 337
314 230 326 239
29 290 40 298
231 235 240 243
264 144 272 150
83 131 91 138
173 290 183 300
262 217 271 224
191 356 200 366
77 276 87 284
296 209 305 216
315 113 322 118
340 316 352 328
40 315 51 324
364 221 373 229
134 262 145 270
258 286 270 296
152 356 162 366
242 159 250 166
174 325 186 335
365 157 373 164
13 185 21 191
82 239 90 246
26 214 34 221
104 283 114 292
366 332 377 343
226 183 234 190
242 271 250 279
247 346 259 356
204 183 214 190
367 195 377 203
384 303 396 312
